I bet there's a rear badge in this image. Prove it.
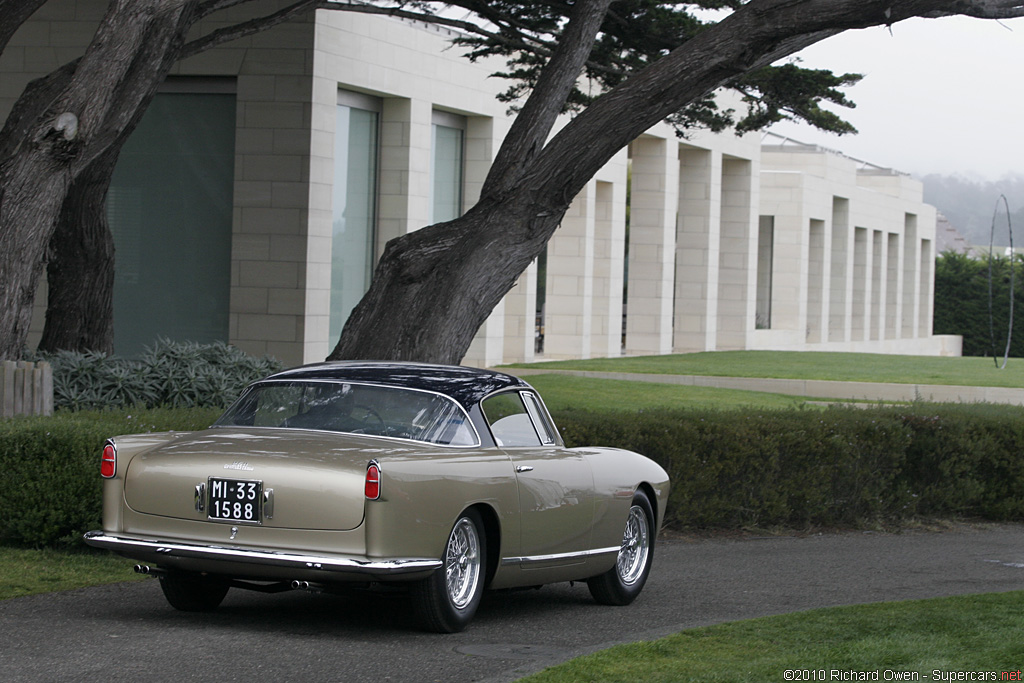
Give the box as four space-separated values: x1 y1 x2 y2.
224 461 254 471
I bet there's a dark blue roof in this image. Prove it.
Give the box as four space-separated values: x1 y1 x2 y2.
263 362 531 409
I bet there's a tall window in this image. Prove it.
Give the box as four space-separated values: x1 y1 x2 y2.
756 216 774 329
330 91 380 341
430 111 465 223
108 81 236 356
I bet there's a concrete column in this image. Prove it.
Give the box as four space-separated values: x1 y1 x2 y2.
463 115 512 368
869 230 882 341
462 116 494 207
885 232 901 340
230 38 316 366
715 156 756 350
463 300 507 368
501 263 538 364
674 148 721 352
806 219 826 343
902 213 919 338
377 97 431 250
626 135 679 355
591 179 626 358
828 197 851 342
919 238 933 337
852 227 868 342
767 208 807 336
545 182 596 359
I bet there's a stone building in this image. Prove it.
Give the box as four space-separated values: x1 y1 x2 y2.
2 2 955 367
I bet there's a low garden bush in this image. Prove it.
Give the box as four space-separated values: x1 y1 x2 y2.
29 339 282 411
3 402 1023 547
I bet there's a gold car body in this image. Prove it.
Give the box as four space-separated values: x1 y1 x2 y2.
86 363 670 593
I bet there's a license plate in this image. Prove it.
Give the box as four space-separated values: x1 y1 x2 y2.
208 478 262 524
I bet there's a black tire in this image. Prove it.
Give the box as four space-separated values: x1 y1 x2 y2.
413 508 486 633
588 489 655 606
158 571 230 612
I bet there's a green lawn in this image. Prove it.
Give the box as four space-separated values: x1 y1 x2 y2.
527 373 813 411
507 351 1024 388
519 591 1024 682
0 547 146 600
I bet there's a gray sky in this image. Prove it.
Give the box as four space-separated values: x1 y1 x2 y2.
766 15 1024 181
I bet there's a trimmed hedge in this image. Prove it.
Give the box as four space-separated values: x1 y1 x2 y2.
555 403 1024 529
0 408 221 547
3 403 1023 547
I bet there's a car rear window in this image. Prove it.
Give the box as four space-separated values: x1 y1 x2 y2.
214 380 479 447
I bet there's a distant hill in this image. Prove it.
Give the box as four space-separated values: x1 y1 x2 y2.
919 173 1024 249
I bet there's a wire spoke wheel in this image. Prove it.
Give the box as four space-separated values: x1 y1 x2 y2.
414 509 486 632
588 489 655 606
445 517 481 609
616 504 650 586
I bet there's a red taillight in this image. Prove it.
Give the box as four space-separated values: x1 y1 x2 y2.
365 462 380 500
100 442 116 479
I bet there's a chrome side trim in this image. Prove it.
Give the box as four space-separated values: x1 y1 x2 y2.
500 546 621 567
83 531 441 576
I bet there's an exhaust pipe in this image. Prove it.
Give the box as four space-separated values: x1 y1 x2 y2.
133 564 167 577
291 580 324 593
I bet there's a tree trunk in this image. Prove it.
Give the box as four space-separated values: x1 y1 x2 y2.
329 0 616 364
37 152 118 354
0 0 198 360
330 198 562 364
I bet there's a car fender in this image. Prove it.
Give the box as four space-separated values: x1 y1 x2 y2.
364 450 519 564
577 447 670 555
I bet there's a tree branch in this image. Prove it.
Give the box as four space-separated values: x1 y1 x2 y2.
0 0 48 57
480 0 614 198
183 0 560 63
183 0 319 59
526 0 1024 207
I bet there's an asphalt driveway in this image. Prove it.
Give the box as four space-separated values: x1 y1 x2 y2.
1 524 1022 683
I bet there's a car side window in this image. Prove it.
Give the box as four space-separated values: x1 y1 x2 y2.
232 384 306 426
521 392 557 445
482 392 542 447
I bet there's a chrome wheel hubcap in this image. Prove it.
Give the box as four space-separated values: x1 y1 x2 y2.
617 504 650 585
446 517 480 609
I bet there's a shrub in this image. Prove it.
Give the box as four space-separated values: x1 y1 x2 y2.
554 403 1024 531
30 339 282 411
934 251 1024 358
5 402 1024 548
0 408 222 547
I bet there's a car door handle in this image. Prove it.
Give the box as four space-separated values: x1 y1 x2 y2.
515 465 534 473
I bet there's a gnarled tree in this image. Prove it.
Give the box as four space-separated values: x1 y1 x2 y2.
1 0 1022 362
328 0 1024 363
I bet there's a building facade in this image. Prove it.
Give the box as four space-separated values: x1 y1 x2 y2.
2 2 955 367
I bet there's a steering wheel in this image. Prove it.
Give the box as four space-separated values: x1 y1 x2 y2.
353 404 387 433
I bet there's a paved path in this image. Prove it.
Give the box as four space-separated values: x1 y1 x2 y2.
508 367 1024 405
2 524 1022 682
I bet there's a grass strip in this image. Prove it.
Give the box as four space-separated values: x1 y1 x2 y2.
525 374 815 411
0 548 145 600
506 351 1024 388
519 591 1024 682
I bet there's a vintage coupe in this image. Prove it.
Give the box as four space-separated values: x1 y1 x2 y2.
85 362 670 632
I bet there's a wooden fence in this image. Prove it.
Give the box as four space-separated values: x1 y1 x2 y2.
1 361 54 417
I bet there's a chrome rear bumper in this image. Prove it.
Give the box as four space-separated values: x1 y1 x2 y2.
84 531 441 578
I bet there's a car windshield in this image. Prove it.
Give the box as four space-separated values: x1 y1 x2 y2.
214 380 479 447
